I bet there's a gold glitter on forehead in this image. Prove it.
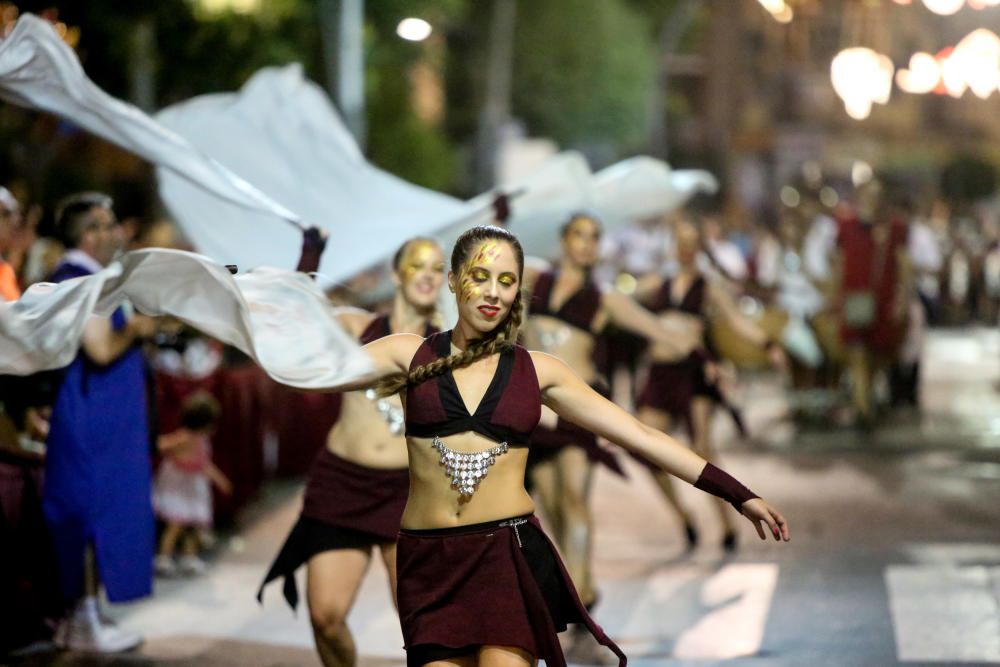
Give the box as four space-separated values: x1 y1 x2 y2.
468 240 502 267
405 239 439 261
399 239 443 281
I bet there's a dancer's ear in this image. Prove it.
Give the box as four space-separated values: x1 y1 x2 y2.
447 270 456 294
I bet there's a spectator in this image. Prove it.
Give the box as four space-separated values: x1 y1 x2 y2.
153 391 231 577
43 192 157 653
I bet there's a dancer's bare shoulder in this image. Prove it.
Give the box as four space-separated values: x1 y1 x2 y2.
363 332 427 373
334 306 375 338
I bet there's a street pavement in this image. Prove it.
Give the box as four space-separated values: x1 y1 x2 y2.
10 327 1000 666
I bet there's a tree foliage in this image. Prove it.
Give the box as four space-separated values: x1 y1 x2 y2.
511 0 655 164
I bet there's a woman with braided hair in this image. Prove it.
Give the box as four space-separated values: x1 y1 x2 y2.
258 237 445 667
316 225 790 667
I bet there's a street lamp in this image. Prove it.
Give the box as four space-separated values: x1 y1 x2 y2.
396 17 432 42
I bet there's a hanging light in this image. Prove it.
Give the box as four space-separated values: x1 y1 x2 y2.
831 48 895 120
922 0 968 14
896 52 942 93
757 0 794 23
949 28 1000 98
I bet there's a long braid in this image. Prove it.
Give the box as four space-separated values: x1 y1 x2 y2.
375 226 525 397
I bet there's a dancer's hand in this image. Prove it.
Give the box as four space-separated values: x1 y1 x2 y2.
740 498 790 542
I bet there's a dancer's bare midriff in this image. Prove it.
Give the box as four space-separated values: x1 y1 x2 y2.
401 431 534 529
325 390 409 469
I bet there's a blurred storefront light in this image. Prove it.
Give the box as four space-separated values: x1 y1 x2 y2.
851 161 874 187
780 186 801 208
820 186 839 208
396 17 432 41
831 48 894 120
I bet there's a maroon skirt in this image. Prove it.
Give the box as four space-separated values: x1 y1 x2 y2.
397 515 626 667
633 352 745 469
258 449 409 609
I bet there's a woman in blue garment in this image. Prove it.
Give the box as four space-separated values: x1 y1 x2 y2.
43 192 157 654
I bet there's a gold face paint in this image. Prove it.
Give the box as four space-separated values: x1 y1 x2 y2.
458 241 502 301
399 240 443 283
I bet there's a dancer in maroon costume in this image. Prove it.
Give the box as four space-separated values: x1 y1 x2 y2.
635 221 785 550
260 237 444 667
310 225 789 667
520 213 691 644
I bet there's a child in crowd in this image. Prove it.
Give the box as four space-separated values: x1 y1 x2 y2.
153 391 231 576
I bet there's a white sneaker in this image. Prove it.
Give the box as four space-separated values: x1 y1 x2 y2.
54 597 143 653
177 554 207 576
154 554 177 577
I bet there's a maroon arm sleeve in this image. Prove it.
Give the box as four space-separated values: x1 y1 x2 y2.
295 227 327 275
693 462 759 511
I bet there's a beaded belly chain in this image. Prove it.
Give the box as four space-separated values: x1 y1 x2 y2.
431 436 509 497
364 388 405 436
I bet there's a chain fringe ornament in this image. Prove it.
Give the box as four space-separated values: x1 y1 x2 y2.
431 436 509 497
364 389 405 435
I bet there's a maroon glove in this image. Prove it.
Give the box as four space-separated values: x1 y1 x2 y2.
492 193 511 224
694 462 759 511
295 226 328 274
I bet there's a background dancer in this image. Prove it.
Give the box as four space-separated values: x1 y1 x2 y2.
520 212 690 648
634 220 786 551
43 192 157 653
259 237 445 667
337 225 789 667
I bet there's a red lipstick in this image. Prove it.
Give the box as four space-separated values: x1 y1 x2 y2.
478 305 500 318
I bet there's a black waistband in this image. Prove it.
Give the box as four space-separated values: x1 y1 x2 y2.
399 513 534 537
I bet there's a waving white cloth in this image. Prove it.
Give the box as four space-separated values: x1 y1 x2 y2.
591 156 718 227
0 14 302 227
156 65 484 281
0 249 372 389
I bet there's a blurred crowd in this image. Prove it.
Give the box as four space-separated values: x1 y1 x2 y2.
0 171 995 656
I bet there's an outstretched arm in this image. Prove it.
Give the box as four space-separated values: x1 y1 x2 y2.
299 332 424 394
532 351 790 542
601 290 691 355
706 281 770 347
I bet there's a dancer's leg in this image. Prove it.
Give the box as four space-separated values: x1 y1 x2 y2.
637 407 697 547
306 548 372 667
377 542 399 609
479 645 534 667
528 456 563 538
690 397 737 546
555 445 595 606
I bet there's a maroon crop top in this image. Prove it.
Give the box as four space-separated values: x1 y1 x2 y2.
648 275 706 317
404 331 541 444
529 270 602 332
359 313 439 345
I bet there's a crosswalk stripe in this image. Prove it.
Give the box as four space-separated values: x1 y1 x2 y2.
673 563 779 659
887 565 1000 663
